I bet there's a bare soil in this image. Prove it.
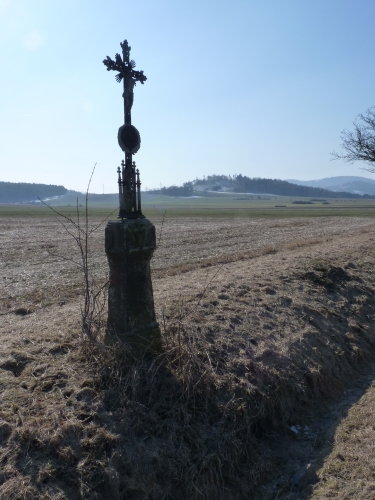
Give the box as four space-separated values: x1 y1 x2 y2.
0 216 372 310
1 215 375 499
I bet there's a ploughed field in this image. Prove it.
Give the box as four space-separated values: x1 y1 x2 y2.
1 215 375 499
0 216 373 310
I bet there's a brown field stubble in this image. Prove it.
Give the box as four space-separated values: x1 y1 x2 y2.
1 216 375 498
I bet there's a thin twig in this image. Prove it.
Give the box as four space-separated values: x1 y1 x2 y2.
179 263 225 323
156 210 167 249
38 163 111 344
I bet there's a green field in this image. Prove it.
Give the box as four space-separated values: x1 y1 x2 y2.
2 191 375 218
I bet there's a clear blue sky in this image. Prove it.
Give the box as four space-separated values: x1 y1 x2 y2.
1 0 375 193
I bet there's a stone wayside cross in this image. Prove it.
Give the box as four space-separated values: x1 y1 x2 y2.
103 40 161 352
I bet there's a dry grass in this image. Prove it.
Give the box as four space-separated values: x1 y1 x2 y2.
1 216 375 498
310 377 375 499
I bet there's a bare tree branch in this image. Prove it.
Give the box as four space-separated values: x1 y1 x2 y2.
332 107 375 172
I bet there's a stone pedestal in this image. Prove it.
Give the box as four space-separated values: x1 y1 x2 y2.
104 218 161 352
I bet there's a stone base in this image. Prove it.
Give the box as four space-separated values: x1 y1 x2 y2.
105 218 161 353
104 321 161 352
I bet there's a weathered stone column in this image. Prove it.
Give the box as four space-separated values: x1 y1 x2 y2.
104 218 161 352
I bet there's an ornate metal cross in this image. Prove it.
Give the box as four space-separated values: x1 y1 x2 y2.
103 40 147 219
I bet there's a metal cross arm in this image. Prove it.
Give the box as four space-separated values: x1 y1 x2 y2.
103 56 147 85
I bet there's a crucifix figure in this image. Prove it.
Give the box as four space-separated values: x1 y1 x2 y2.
103 40 147 218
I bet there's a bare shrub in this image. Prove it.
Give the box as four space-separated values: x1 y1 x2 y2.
39 166 113 344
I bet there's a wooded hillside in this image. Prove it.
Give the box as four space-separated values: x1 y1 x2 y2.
0 182 68 203
233 175 372 198
152 174 375 198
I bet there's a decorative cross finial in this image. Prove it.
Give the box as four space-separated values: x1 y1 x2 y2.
120 40 131 62
103 40 146 219
103 40 147 86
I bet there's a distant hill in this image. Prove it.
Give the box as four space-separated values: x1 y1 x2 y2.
0 182 68 203
286 176 375 195
232 176 374 198
150 175 375 199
